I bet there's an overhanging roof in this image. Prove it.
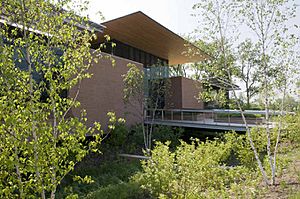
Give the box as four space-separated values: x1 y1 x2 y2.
97 11 210 65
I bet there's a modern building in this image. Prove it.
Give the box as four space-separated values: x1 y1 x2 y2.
69 11 221 130
2 10 261 132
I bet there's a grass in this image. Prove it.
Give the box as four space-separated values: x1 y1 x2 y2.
56 153 146 199
259 145 300 198
290 191 300 199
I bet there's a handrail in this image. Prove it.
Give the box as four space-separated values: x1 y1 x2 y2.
145 108 294 116
144 108 287 126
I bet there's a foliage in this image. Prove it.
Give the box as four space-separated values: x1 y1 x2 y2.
289 191 300 199
105 123 129 148
152 126 184 149
123 63 171 151
57 158 144 198
223 130 283 171
102 124 144 154
282 113 300 147
169 64 189 78
269 95 300 112
105 124 183 154
85 182 151 199
236 40 261 108
0 1 110 198
192 0 298 186
188 40 235 108
123 63 144 107
133 137 260 198
134 126 298 198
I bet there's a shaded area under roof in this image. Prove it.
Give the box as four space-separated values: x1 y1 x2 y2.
97 11 210 65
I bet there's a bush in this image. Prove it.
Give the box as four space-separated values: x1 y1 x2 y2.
105 124 184 153
106 124 129 148
223 130 269 170
152 126 183 149
85 182 151 199
282 113 300 147
133 138 259 198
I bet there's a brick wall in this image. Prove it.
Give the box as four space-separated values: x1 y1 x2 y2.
166 76 204 109
69 52 143 131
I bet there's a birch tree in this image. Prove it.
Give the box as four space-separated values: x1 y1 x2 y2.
237 39 261 108
123 64 169 153
237 0 297 185
193 0 298 186
0 0 109 198
193 0 269 185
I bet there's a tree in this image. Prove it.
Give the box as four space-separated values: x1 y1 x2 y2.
169 64 189 78
193 0 298 186
238 0 298 185
188 40 235 107
193 0 275 186
0 1 110 198
123 64 169 153
237 39 261 108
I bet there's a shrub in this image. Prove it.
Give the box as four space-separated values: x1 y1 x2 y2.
106 124 129 148
282 113 300 147
105 124 184 153
223 130 268 170
152 126 184 149
133 138 259 198
85 182 151 199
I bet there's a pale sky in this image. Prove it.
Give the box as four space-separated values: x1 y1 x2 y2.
87 0 199 36
87 0 300 38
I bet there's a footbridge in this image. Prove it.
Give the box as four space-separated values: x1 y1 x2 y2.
144 109 286 132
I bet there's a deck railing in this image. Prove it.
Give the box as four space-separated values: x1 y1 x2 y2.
145 109 289 126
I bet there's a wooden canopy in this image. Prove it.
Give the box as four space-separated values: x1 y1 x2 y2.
97 11 210 65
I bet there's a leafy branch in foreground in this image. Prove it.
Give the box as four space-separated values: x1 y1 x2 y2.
0 0 109 198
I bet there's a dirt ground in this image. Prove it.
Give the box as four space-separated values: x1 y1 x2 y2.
260 146 300 199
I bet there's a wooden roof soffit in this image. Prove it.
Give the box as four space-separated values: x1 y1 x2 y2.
96 11 211 65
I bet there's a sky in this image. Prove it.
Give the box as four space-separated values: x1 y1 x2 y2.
87 0 199 36
87 0 300 38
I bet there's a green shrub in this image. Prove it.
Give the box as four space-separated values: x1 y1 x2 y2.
223 130 268 170
282 113 300 147
85 182 151 199
152 126 183 149
133 139 259 198
103 124 145 153
106 124 129 147
106 124 184 153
